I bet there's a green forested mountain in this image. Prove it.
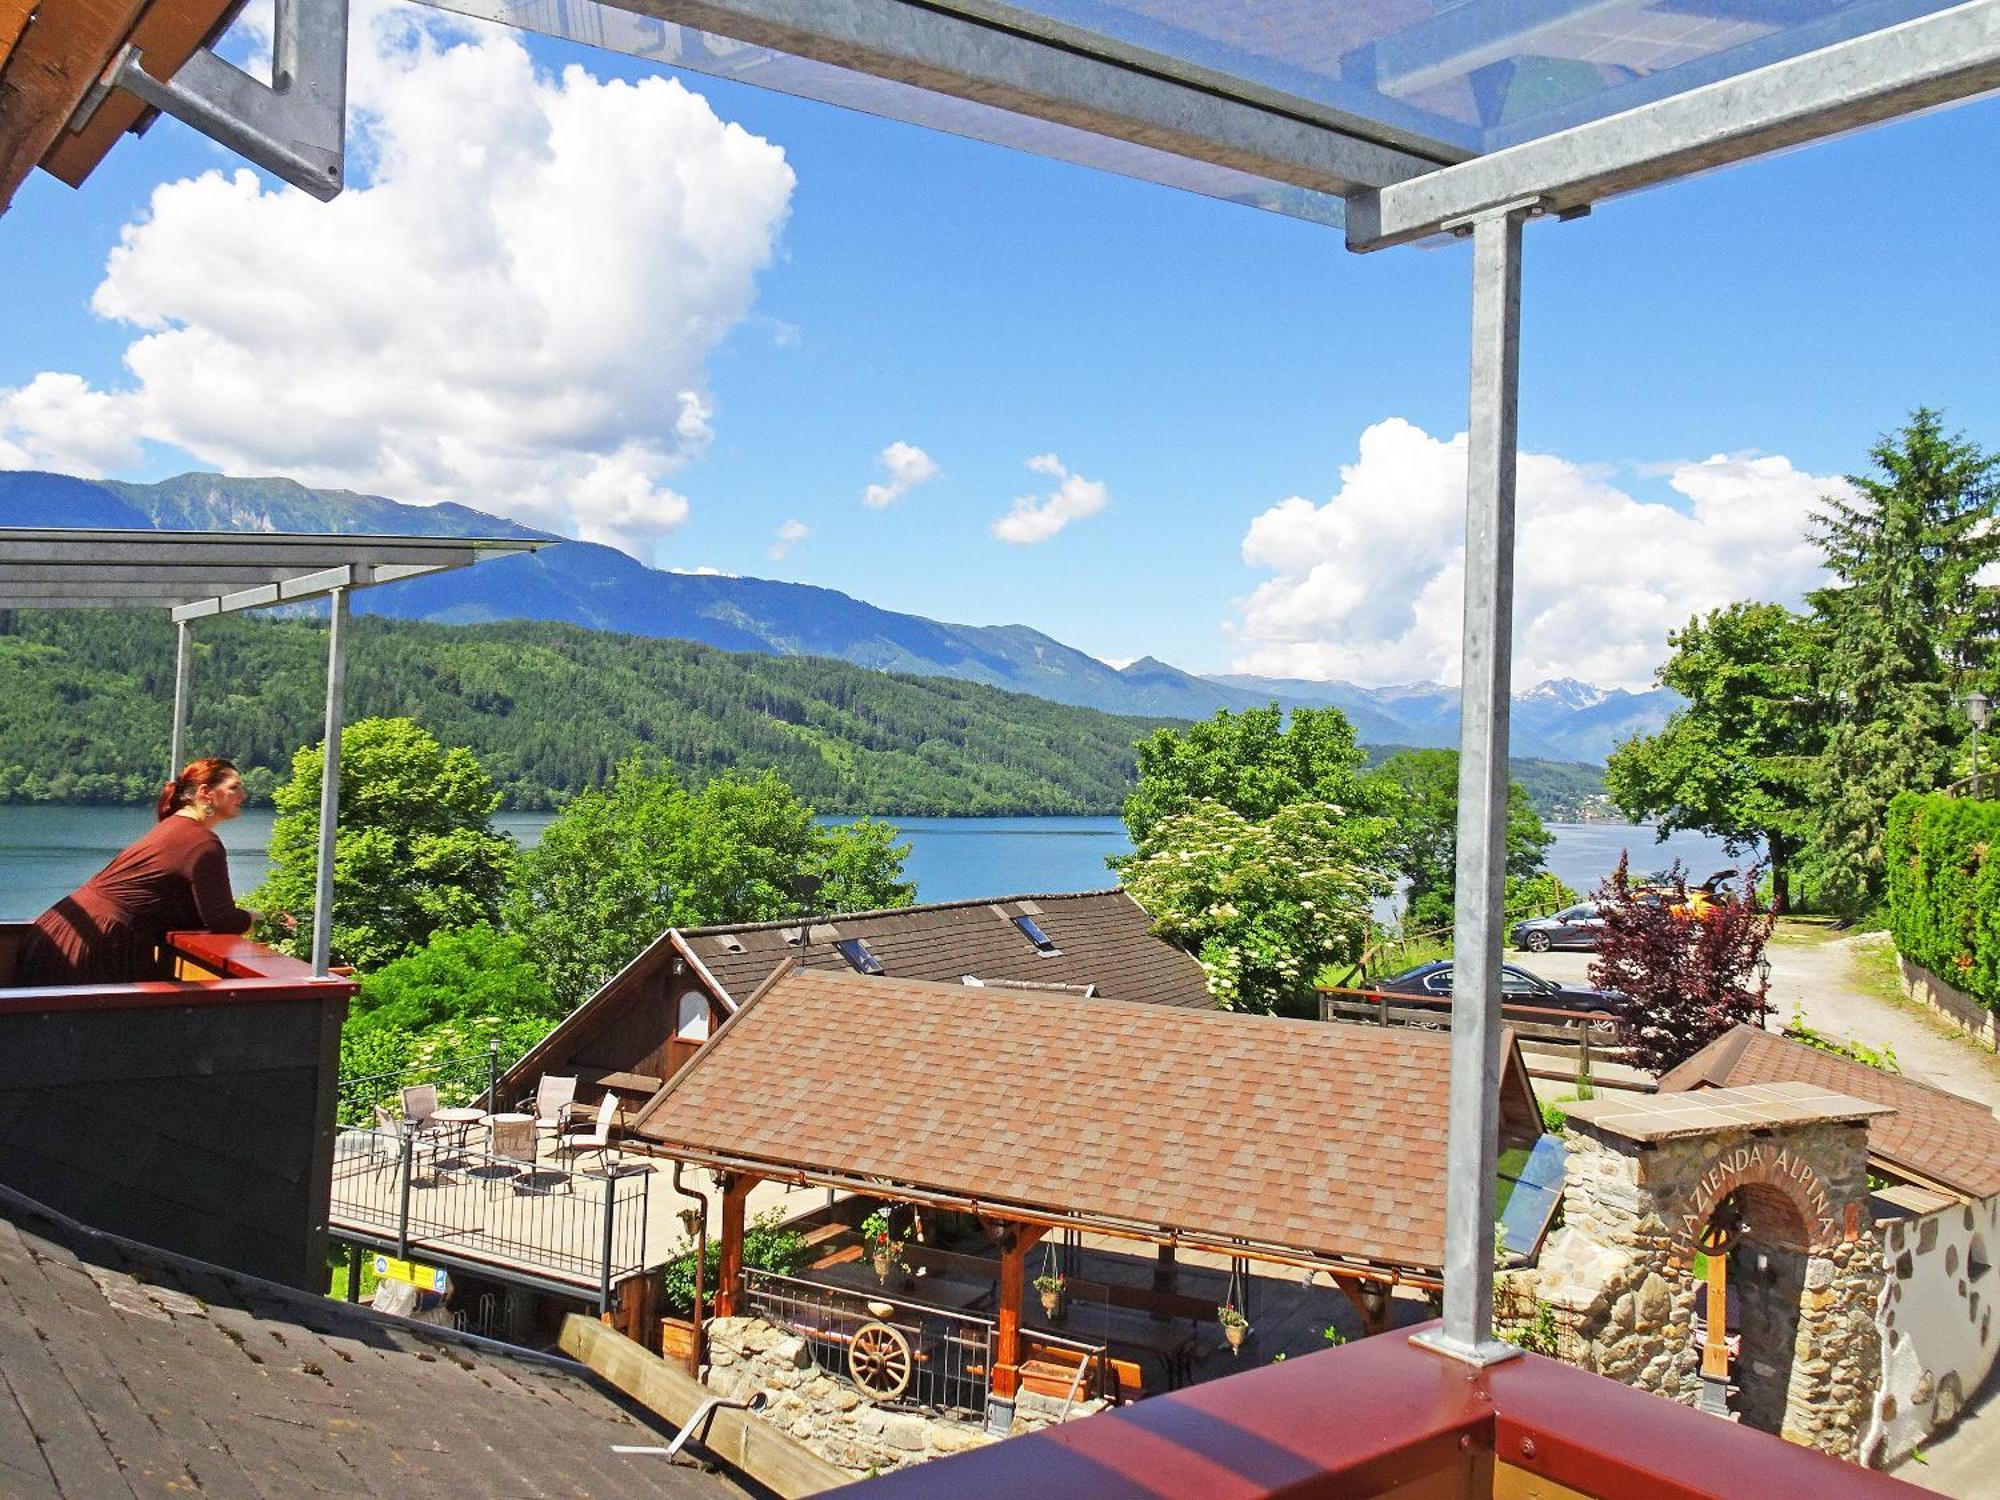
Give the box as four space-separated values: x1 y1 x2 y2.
0 612 1173 814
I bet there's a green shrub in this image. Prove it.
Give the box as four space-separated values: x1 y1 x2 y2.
1885 791 2000 1011
659 1210 808 1316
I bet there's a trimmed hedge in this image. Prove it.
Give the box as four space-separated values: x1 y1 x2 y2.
1885 791 2000 1012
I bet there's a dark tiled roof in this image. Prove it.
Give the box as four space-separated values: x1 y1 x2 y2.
0 1186 742 1499
680 889 1214 1010
1657 1025 2000 1200
632 968 1540 1275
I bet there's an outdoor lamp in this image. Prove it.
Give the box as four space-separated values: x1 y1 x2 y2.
1969 691 1992 799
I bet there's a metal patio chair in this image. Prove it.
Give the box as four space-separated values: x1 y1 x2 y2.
517 1074 577 1140
553 1093 619 1172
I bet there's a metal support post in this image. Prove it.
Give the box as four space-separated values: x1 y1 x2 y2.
168 620 192 776
599 1173 619 1314
1414 203 1531 1369
310 588 348 976
396 1133 414 1259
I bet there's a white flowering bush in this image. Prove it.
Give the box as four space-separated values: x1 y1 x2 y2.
1121 799 1380 1017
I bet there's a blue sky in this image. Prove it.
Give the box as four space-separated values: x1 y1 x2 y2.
2 5 1995 689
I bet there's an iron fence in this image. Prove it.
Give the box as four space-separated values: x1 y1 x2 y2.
329 1125 650 1306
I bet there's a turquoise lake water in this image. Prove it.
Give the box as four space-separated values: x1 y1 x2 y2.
0 804 1739 921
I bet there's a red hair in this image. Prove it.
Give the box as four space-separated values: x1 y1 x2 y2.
157 758 239 821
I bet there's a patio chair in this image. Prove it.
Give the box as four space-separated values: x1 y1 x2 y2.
517 1074 578 1138
554 1094 619 1172
400 1083 451 1143
466 1115 538 1196
373 1103 439 1186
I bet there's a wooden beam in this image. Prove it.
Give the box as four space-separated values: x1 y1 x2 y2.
43 0 242 188
0 1 36 62
1334 1276 1395 1338
992 1222 1049 1400
714 1172 756 1318
0 0 147 213
560 1316 848 1498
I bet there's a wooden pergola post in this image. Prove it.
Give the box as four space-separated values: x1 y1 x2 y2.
714 1173 757 1318
993 1222 1048 1399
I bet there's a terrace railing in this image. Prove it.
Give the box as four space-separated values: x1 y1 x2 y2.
740 1267 1115 1415
336 1049 501 1128
329 1126 651 1307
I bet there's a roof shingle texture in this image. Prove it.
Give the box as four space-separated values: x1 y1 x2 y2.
683 889 1213 1010
0 1188 741 1499
1658 1025 2000 1200
635 968 1470 1272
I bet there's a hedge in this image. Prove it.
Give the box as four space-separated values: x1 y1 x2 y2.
1885 791 2000 1012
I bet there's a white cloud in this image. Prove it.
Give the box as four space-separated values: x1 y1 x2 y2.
1097 655 1138 670
860 440 940 509
668 564 736 577
1230 417 1850 692
0 1 794 560
769 517 809 559
990 453 1108 545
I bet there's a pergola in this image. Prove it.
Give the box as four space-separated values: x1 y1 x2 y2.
627 965 1552 1397
4 0 1995 1367
0 528 541 971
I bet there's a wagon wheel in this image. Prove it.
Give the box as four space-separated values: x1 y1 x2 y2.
848 1321 913 1401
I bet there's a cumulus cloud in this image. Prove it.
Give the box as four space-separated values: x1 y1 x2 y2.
990 453 1108 545
0 1 794 560
860 440 940 510
769 517 809 560
1230 417 1850 691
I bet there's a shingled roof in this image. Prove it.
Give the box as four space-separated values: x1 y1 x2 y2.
0 1185 743 1499
1658 1025 2000 1201
676 889 1212 1009
630 968 1542 1278
502 889 1214 1097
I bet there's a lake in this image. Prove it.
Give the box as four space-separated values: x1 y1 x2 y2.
0 804 1743 921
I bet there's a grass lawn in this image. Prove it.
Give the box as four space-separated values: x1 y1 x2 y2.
1768 915 1844 947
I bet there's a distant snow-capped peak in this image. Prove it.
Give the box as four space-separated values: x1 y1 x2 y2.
1517 677 1613 709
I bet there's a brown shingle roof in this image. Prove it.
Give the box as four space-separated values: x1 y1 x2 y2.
0 1184 742 1498
1658 1025 2000 1200
681 889 1214 1009
631 968 1540 1276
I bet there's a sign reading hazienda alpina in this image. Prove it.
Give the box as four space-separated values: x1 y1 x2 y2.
1674 1140 1842 1260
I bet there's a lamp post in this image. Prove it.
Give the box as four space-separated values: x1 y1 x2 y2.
1969 690 1993 800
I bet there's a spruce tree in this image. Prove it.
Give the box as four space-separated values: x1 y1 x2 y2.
1804 409 1999 912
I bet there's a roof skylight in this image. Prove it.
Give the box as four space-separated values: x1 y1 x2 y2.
1013 915 1060 955
835 937 885 975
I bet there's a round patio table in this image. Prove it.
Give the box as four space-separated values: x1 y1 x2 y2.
431 1107 486 1149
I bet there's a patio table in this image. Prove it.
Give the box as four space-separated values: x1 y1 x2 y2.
430 1107 486 1150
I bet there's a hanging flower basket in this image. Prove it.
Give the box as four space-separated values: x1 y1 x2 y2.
862 1209 904 1285
1218 1303 1250 1354
1035 1273 1066 1318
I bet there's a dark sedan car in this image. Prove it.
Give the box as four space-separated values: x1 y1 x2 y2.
1511 902 1606 952
1373 959 1635 1021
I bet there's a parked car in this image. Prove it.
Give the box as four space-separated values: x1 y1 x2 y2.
1511 903 1606 952
1372 959 1636 1021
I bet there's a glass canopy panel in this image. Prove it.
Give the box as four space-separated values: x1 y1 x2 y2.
430 0 1351 224
972 0 1970 151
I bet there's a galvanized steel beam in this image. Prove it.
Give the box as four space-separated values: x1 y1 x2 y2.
169 619 192 778
433 0 1456 195
311 588 349 977
1348 0 2000 250
1412 203 1530 1370
109 0 349 199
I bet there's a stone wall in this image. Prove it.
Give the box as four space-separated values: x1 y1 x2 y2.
1897 954 2000 1053
1511 1117 1882 1461
701 1317 1106 1477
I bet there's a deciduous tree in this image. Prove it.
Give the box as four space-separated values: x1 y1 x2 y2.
1373 747 1553 932
254 716 517 971
506 759 914 1009
1604 602 1823 912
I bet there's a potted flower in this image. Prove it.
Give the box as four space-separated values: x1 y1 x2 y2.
1035 1272 1066 1318
1217 1303 1250 1353
861 1209 904 1284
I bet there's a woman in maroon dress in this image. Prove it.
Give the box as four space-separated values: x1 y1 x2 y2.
20 758 258 986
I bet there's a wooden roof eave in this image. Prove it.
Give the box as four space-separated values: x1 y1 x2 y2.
624 1136 1444 1290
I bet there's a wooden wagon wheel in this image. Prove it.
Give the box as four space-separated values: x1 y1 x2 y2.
848 1321 913 1401
1699 1201 1741 1256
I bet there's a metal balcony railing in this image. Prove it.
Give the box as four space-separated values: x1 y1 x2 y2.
329 1126 650 1307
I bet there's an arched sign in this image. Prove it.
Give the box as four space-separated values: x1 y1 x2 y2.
1672 1140 1852 1264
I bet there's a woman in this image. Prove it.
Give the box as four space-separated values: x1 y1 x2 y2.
19 758 259 986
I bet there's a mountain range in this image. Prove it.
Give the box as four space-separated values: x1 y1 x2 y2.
0 470 1675 762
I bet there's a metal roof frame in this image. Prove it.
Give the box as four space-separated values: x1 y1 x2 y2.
0 528 546 978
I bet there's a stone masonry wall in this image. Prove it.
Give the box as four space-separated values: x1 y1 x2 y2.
701 1317 1106 1477
1509 1118 1882 1461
